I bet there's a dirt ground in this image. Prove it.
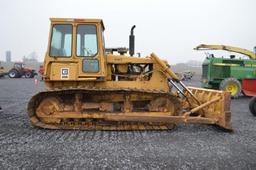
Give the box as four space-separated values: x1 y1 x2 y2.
0 76 255 169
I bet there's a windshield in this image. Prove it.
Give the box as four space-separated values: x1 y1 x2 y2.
76 25 98 57
14 63 24 69
49 24 72 57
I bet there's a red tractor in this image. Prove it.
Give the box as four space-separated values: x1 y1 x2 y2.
8 63 37 78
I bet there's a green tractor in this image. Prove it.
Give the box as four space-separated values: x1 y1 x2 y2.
195 44 256 98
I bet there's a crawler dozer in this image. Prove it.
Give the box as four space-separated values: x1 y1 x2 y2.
27 18 232 131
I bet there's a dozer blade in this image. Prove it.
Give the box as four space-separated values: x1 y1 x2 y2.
185 87 232 131
150 52 232 131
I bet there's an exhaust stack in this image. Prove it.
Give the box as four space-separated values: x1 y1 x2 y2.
129 25 136 56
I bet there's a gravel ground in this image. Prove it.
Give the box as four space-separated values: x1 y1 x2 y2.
0 76 255 169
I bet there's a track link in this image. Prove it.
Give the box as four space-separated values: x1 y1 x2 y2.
27 88 180 130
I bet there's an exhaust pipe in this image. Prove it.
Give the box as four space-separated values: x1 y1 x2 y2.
129 25 136 56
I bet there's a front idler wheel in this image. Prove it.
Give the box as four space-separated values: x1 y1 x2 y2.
36 97 63 123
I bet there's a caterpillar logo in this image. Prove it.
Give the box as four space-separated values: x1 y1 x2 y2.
61 68 69 79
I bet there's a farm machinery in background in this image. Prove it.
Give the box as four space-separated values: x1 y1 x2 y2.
249 96 256 116
8 62 37 78
0 67 5 78
0 62 7 78
175 71 195 81
0 62 4 111
27 18 232 131
195 44 256 98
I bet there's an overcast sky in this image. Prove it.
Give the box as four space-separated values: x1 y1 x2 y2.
0 0 255 64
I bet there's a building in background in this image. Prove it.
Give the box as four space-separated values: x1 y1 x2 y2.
22 52 38 63
6 51 11 63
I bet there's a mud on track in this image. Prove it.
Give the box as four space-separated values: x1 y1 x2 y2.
0 76 255 169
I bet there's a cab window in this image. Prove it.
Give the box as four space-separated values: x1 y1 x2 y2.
50 24 72 57
76 25 98 57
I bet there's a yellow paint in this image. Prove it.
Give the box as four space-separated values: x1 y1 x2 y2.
28 18 232 131
225 82 238 96
195 44 256 60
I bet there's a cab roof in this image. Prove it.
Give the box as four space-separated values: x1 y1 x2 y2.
50 18 105 30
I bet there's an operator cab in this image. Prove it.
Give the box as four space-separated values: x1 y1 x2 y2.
14 63 25 70
46 18 106 81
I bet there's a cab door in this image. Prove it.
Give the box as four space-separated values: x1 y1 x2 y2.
75 23 106 80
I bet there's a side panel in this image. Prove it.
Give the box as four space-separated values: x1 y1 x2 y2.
242 79 256 96
231 66 256 79
50 63 78 80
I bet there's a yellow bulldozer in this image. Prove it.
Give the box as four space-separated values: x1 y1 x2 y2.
27 18 232 131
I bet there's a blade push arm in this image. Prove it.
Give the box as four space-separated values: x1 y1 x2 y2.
150 53 200 104
194 44 256 60
150 53 180 81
